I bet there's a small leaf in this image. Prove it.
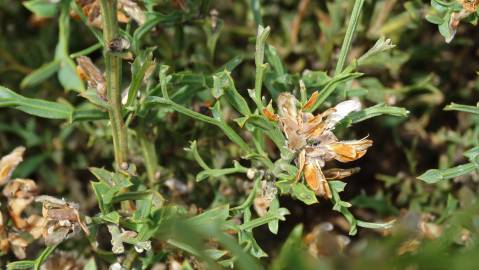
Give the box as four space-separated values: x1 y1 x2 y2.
196 161 248 182
20 60 60 88
464 146 479 162
339 103 409 127
445 102 479 114
0 86 73 119
58 59 84 92
7 260 35 270
291 183 318 205
23 0 58 17
79 89 110 110
100 211 121 224
418 163 478 183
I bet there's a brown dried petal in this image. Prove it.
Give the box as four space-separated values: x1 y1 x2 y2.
8 233 28 259
45 224 72 246
3 178 38 198
119 0 146 25
27 215 46 239
329 139 373 163
323 167 360 180
8 197 33 229
0 146 25 185
461 0 479 12
0 212 8 254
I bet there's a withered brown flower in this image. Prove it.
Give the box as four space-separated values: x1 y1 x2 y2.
273 92 372 198
461 0 479 12
74 0 145 29
0 146 25 186
36 195 90 246
3 178 39 229
76 56 107 100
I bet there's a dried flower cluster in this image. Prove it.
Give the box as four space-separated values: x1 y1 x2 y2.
0 147 88 258
74 0 146 28
271 93 372 198
461 0 479 12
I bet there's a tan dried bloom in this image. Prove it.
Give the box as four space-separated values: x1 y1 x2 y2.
74 0 145 29
461 0 479 12
0 212 8 254
3 179 38 229
40 251 85 270
276 93 372 198
253 181 277 217
304 222 350 257
107 224 152 254
0 146 25 186
35 195 90 245
76 56 107 100
8 233 29 259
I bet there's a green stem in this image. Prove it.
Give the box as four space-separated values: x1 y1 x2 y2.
334 0 365 76
99 0 128 168
253 26 270 110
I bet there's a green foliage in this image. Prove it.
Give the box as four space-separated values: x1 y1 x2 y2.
2 0 479 269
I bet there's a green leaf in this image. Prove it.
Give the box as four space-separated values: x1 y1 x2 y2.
57 59 84 92
267 197 280 234
83 258 97 270
426 14 445 25
79 89 110 110
0 86 73 119
33 245 58 270
219 71 251 116
418 163 478 183
89 167 132 188
112 191 153 203
23 0 58 17
270 225 316 270
357 219 395 230
126 48 155 107
339 103 409 127
72 109 108 122
239 208 290 231
304 71 363 112
20 60 60 88
91 181 116 212
7 261 35 270
291 183 318 205
147 96 251 151
100 211 121 224
444 102 479 115
196 161 248 182
187 205 230 234
464 146 479 162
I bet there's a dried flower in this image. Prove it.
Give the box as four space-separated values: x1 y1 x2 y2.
276 93 372 198
40 251 85 270
35 195 89 245
304 222 351 257
8 233 29 259
107 224 151 254
253 181 277 217
76 56 107 100
74 0 145 29
461 0 479 12
0 146 25 186
0 211 8 254
3 179 39 229
118 0 146 25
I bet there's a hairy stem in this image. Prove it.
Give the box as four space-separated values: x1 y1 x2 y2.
99 0 128 168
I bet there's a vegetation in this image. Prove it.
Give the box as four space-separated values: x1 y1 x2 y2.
1 0 479 269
